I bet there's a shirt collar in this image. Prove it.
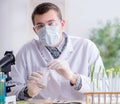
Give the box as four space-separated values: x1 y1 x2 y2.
46 32 67 53
57 32 67 52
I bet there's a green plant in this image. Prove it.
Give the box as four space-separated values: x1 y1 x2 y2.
90 18 120 68
90 62 95 83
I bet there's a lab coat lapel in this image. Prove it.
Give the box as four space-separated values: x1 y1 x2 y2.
59 36 73 60
38 42 53 64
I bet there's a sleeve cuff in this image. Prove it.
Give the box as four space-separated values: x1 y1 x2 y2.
18 86 32 100
70 74 82 90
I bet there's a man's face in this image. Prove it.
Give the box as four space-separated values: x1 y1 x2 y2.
34 10 65 33
33 10 65 47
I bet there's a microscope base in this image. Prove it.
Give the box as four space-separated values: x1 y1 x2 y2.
5 95 16 104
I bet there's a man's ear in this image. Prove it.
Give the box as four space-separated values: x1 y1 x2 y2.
61 19 65 30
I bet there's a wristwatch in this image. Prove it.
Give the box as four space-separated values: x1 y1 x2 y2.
24 87 32 98
70 74 82 90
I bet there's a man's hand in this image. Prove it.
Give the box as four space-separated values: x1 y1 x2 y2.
27 71 44 97
47 59 75 81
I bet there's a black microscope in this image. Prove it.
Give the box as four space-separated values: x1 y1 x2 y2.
0 51 15 93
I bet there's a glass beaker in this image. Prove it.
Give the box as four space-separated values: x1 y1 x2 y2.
0 73 6 104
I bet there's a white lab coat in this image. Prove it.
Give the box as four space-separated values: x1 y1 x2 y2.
8 35 104 100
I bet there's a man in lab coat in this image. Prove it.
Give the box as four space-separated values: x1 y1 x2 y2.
9 2 104 100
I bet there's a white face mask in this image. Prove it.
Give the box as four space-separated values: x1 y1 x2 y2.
38 25 60 47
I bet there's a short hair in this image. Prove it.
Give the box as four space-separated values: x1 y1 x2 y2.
32 2 62 25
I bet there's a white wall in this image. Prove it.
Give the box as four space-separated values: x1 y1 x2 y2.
65 0 120 38
0 0 120 58
0 0 31 57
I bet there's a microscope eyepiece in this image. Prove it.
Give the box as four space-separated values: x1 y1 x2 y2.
0 51 15 69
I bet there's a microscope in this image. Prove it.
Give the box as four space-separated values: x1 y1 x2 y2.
0 51 16 104
0 51 15 92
